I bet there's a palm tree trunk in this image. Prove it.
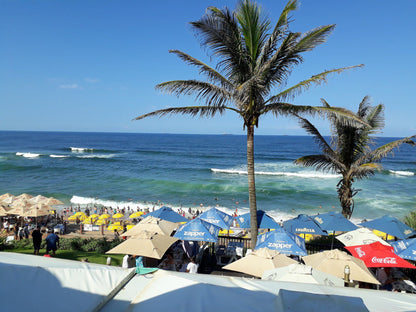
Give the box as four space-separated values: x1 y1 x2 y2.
247 124 258 247
338 178 353 219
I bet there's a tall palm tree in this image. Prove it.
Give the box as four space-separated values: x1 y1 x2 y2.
134 0 363 246
294 96 415 219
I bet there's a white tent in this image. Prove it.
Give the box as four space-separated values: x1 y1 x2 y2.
1 252 416 312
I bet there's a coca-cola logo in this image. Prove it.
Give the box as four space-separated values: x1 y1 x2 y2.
371 257 397 264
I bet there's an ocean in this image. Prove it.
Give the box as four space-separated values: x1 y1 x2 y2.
0 131 415 223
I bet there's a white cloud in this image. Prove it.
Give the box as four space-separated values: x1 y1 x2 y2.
59 84 81 89
84 78 99 83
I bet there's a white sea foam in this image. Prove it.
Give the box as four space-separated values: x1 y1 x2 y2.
211 168 340 179
70 147 94 152
76 154 115 159
16 152 40 158
50 155 69 158
389 170 414 176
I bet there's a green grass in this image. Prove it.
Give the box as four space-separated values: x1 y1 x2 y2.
4 248 124 266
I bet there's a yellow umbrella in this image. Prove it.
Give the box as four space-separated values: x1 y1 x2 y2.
89 214 100 219
78 215 87 221
74 211 85 216
112 213 124 219
95 219 106 225
83 217 94 224
129 211 144 218
68 215 77 221
99 214 111 219
108 224 123 231
126 224 135 230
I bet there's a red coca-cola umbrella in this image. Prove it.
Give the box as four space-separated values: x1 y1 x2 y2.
345 241 416 269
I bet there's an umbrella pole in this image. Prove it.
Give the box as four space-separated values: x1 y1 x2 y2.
331 233 334 250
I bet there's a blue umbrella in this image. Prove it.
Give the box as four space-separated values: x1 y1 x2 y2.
391 238 416 261
283 214 327 236
312 212 357 232
237 210 281 229
198 208 233 229
358 215 416 240
146 206 188 223
255 228 307 256
174 218 221 242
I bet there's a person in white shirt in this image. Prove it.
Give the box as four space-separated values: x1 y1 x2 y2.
186 257 198 274
122 254 131 269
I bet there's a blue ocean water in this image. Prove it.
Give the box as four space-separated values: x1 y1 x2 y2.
0 131 415 223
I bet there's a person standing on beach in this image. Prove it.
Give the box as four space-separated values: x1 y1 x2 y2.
186 257 198 274
32 226 42 255
45 229 60 256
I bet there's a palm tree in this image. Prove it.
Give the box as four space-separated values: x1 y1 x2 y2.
134 0 363 246
294 96 416 219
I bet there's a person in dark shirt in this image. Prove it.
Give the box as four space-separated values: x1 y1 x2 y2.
32 226 42 255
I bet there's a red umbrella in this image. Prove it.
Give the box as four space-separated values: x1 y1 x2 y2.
345 241 416 269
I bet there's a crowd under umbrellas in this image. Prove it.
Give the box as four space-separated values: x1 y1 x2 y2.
2 192 416 293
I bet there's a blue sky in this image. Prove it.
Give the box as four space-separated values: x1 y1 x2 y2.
1 0 415 137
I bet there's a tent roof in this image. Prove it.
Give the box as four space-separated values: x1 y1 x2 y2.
2 252 416 312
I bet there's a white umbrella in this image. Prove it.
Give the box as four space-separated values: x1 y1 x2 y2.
262 263 344 287
0 193 15 204
122 216 178 237
222 247 298 278
336 228 391 247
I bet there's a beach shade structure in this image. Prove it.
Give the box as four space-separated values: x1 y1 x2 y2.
89 214 100 219
237 210 281 229
174 218 221 242
222 247 298 278
15 193 34 201
74 211 86 217
358 215 416 240
312 212 358 233
7 199 33 215
94 219 106 225
255 228 307 256
345 241 416 269
108 224 123 232
0 205 10 217
43 197 64 206
29 195 48 204
122 216 178 237
112 213 124 219
262 263 345 287
146 206 188 223
106 230 178 259
303 249 380 285
283 214 327 236
198 207 233 229
99 214 111 219
336 228 391 247
0 193 15 204
22 204 51 217
67 215 77 221
129 211 144 219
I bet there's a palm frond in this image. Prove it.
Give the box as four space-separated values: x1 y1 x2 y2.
295 25 335 53
268 64 364 102
294 154 343 173
295 114 336 156
169 50 232 88
350 163 380 180
356 135 416 165
191 6 250 82
260 102 316 117
156 80 231 107
133 105 232 121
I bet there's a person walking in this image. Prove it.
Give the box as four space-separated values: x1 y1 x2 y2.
32 226 42 255
45 229 60 256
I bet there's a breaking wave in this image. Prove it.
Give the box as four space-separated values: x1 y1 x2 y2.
16 152 41 158
211 168 340 179
389 170 414 176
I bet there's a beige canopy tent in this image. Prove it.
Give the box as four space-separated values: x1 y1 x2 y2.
106 230 178 259
222 247 298 278
122 216 178 237
302 249 380 285
0 193 15 204
22 204 51 217
0 205 10 217
7 199 33 215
